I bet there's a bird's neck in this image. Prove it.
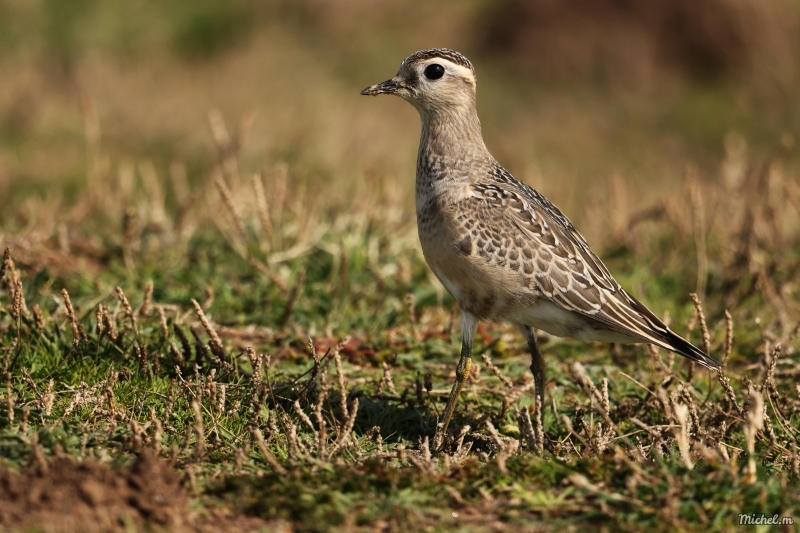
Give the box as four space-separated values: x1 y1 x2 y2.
416 106 491 193
419 107 487 162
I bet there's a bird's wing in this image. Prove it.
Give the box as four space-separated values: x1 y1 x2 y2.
467 179 720 369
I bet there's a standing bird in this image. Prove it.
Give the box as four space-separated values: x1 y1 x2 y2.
361 49 720 449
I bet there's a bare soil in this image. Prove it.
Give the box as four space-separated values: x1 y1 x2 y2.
0 451 271 533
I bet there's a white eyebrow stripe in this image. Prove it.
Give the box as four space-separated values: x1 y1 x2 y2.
422 59 475 84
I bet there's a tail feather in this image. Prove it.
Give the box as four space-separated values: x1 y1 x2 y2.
655 330 721 370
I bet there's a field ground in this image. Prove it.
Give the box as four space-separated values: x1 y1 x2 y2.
1 1 800 532
1 130 799 531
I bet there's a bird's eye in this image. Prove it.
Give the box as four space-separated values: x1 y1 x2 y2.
424 64 445 80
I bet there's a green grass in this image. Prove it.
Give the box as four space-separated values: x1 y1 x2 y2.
1 146 798 531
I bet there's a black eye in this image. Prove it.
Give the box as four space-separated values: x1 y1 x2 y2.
424 64 445 80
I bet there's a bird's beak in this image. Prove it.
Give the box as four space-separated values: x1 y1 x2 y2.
360 78 403 96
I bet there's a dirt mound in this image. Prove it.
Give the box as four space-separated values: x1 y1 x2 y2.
0 451 270 533
0 451 187 532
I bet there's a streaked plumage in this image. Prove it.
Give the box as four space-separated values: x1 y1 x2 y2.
362 48 720 450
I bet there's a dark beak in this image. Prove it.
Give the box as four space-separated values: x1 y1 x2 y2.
360 78 403 96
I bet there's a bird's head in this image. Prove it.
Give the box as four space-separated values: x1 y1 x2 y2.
361 49 477 116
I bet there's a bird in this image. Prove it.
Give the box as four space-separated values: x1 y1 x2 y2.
360 49 721 451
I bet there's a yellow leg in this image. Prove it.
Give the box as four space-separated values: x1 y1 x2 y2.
434 312 477 451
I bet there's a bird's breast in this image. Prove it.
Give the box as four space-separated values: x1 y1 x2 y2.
416 195 535 321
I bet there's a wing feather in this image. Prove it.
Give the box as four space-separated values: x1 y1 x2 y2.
467 172 721 369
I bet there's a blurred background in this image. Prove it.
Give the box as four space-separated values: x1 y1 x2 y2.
1 0 799 258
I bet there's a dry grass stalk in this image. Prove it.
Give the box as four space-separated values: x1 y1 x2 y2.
250 259 290 293
378 362 398 396
151 410 163 453
485 420 519 474
314 364 329 459
3 339 17 426
673 403 694 469
678 384 701 437
101 305 118 341
140 280 153 317
762 342 781 401
407 440 434 473
233 443 249 474
591 423 615 455
396 443 406 463
480 353 513 389
293 400 317 437
215 175 249 252
60 381 103 421
246 347 263 386
332 338 350 420
104 368 118 419
41 379 54 416
743 391 764 483
20 368 41 405
121 208 139 268
415 372 424 406
370 427 384 454
656 386 673 422
157 306 169 341
330 398 360 457
405 293 420 341
279 412 308 458
723 310 733 366
191 298 225 359
0 248 10 282
216 384 226 415
517 406 536 452
717 369 743 416
169 342 185 366
163 381 176 427
761 403 777 447
10 275 26 324
453 424 472 458
134 343 152 379
307 337 319 365
689 293 711 357
191 400 206 460
115 286 138 336
570 362 603 405
571 362 613 426
32 305 43 329
95 306 104 335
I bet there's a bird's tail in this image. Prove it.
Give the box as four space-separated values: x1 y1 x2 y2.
654 329 722 370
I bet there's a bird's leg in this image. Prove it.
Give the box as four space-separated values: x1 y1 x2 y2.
518 325 545 454
434 312 478 451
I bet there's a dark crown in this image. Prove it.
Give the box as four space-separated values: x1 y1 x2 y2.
400 49 476 81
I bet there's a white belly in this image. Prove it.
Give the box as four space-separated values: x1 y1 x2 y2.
509 299 642 344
